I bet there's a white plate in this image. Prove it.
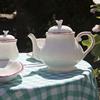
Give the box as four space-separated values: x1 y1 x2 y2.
0 59 23 83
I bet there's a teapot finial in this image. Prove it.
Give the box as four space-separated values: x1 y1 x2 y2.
3 30 9 37
56 20 63 30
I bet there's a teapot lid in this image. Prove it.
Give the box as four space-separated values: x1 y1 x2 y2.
0 30 16 42
47 20 74 34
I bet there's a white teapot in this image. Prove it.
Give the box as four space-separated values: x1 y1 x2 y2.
28 20 95 71
0 30 19 60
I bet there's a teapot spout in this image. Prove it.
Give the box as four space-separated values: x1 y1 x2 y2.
28 33 40 59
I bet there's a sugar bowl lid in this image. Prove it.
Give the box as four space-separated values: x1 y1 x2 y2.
47 20 74 34
0 30 16 42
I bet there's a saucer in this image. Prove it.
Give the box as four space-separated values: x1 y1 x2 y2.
0 59 23 83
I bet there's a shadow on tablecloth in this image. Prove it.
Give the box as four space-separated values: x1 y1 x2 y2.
26 57 42 64
0 75 22 88
23 68 90 80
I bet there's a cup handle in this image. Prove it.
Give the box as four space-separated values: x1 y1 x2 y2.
76 31 95 58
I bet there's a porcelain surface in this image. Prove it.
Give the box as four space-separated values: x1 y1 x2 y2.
0 30 19 60
28 20 95 72
0 60 23 82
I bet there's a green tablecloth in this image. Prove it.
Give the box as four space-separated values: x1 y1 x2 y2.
0 53 99 100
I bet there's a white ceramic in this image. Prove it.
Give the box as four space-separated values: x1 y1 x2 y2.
28 20 95 72
0 30 19 60
93 0 100 4
0 59 23 82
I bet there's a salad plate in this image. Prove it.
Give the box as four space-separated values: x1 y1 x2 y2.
0 59 23 83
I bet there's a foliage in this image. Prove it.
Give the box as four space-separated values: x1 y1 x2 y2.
82 0 100 79
82 34 100 61
93 68 100 78
82 1 100 60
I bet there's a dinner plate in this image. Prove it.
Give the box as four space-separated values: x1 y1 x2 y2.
0 59 23 83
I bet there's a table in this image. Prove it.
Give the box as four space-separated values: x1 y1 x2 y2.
0 53 99 100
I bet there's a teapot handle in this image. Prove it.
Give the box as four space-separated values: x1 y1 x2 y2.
76 31 95 58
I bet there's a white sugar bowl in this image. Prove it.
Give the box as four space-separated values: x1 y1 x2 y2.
0 30 19 60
